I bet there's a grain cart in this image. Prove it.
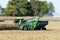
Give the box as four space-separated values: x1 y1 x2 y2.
14 15 48 30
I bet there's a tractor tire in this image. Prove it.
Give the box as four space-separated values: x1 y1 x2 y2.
22 26 28 30
42 28 46 30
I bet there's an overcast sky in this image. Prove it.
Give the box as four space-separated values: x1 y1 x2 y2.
0 0 60 17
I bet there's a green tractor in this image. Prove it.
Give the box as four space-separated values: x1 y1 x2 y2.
14 15 48 30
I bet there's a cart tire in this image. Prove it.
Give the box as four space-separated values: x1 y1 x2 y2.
42 28 46 30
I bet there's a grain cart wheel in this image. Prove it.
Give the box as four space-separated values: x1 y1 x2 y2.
42 28 46 30
22 26 28 30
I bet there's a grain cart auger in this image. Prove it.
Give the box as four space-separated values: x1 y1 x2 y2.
14 16 48 30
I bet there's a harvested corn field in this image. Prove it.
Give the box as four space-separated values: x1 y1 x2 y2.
0 17 60 40
0 20 60 40
0 21 60 40
0 29 60 40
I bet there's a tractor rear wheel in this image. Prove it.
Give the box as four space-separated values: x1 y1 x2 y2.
23 26 28 30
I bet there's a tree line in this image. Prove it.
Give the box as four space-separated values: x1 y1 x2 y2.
4 0 55 16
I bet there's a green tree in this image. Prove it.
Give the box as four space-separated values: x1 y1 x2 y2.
48 2 55 13
4 0 54 16
30 0 40 16
24 2 34 16
30 1 54 16
30 1 49 16
4 0 28 16
39 1 49 16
